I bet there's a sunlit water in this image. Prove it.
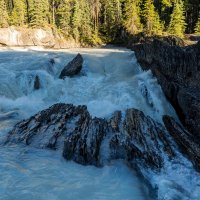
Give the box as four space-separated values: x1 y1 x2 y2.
0 47 199 200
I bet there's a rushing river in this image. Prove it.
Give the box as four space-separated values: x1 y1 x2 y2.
0 47 199 200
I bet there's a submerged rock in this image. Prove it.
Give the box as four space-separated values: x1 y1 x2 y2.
133 38 200 140
49 58 55 65
34 75 40 90
59 54 83 79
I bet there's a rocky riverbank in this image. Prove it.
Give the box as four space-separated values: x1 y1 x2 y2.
0 27 79 49
132 37 200 142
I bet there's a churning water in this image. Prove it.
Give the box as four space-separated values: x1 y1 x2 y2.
0 47 199 200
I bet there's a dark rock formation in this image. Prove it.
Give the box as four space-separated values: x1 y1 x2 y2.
189 35 200 41
59 54 83 79
163 116 200 171
5 103 175 169
34 75 40 90
49 58 55 65
125 34 185 49
133 38 200 140
161 35 185 46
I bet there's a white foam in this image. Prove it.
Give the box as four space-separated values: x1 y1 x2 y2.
0 47 198 200
0 48 177 122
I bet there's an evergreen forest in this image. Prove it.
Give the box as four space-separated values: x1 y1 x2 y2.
0 0 200 44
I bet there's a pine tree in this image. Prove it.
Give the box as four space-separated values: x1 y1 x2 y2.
79 0 93 43
29 0 50 27
55 0 72 36
162 0 173 7
1 0 199 44
123 0 142 34
160 0 173 28
143 0 163 35
49 0 55 25
5 0 13 14
89 0 101 33
0 0 9 27
168 0 186 37
195 16 200 33
10 0 27 26
71 0 81 41
71 0 93 43
102 0 122 40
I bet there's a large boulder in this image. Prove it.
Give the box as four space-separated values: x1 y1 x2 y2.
59 54 83 79
0 27 80 48
0 27 55 47
133 38 200 140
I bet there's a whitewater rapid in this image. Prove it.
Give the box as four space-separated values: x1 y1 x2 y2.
0 47 199 200
0 47 177 122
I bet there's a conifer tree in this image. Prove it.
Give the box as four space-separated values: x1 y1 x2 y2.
123 0 142 34
49 0 55 25
162 0 173 7
71 0 81 41
168 0 186 37
5 0 13 14
29 0 50 27
55 0 72 36
10 0 27 26
1 0 200 44
0 0 9 27
89 0 101 33
143 0 163 35
102 0 122 39
79 0 93 42
71 0 93 43
195 16 200 33
160 0 173 28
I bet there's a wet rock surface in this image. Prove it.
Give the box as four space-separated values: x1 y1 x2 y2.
190 35 200 41
59 54 83 79
34 75 40 90
163 116 200 172
3 103 185 171
5 103 200 172
133 38 200 141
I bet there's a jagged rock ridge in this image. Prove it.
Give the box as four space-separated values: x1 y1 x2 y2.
5 103 200 171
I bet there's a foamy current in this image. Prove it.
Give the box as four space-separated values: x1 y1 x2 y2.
0 47 199 200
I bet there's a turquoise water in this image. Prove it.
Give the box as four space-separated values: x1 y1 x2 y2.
0 48 199 200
